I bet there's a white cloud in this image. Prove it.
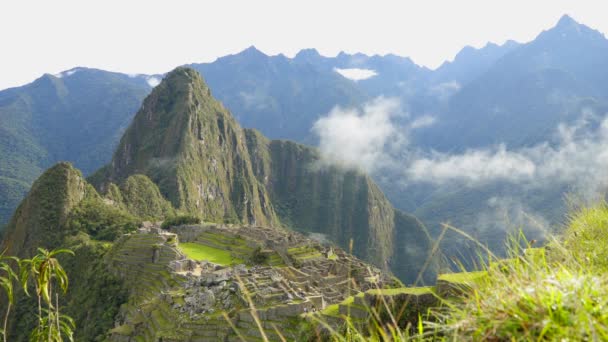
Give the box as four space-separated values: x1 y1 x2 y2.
410 115 437 129
406 113 608 200
407 145 536 184
334 68 377 81
312 97 404 173
146 76 161 87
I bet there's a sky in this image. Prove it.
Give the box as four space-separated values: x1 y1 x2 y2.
1 0 607 90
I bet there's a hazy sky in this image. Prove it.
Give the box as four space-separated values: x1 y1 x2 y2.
1 0 606 90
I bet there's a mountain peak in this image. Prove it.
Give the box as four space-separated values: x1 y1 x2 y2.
160 67 210 96
295 48 321 59
240 45 266 57
538 13 605 42
556 14 578 28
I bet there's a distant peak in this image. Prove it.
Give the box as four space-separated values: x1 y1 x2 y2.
240 45 266 56
556 14 578 28
539 13 605 41
295 48 321 59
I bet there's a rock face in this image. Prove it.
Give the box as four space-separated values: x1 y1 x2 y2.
91 67 436 282
245 129 438 282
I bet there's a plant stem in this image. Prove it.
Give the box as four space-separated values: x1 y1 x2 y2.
37 289 42 338
47 282 52 342
3 302 11 342
55 294 60 341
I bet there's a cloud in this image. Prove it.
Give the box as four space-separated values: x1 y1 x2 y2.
407 144 536 184
312 97 404 173
406 113 608 200
410 115 437 129
146 76 161 87
430 81 461 100
334 68 377 81
54 68 80 78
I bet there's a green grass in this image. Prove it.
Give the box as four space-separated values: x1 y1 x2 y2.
429 204 608 341
437 271 488 284
365 286 435 296
178 242 243 265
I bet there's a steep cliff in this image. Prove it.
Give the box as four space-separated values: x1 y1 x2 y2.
245 129 437 282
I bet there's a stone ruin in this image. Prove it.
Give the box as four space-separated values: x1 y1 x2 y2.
108 221 399 341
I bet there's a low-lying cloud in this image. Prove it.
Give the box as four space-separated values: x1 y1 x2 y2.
312 97 404 173
314 99 608 202
334 68 377 81
407 145 536 184
146 76 161 87
407 114 608 199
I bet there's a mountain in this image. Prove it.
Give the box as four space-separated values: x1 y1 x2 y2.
89 67 436 281
432 40 520 86
90 68 279 227
0 68 154 224
417 15 608 151
188 46 368 144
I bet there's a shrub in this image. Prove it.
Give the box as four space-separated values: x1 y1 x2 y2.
66 199 140 241
161 215 201 229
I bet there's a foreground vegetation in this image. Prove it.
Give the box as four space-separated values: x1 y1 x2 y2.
308 203 608 341
1 248 74 342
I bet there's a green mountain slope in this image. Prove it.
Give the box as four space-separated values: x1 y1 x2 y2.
0 162 90 257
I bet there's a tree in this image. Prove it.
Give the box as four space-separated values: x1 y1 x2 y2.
20 248 75 342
